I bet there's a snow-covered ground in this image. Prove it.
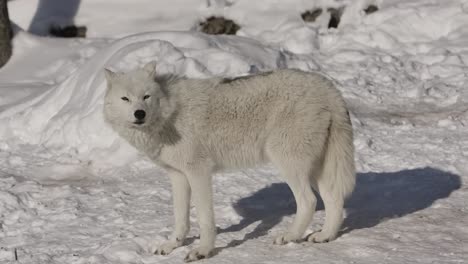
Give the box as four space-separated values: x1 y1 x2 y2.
1 0 468 263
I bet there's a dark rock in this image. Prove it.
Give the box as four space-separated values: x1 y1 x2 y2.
49 25 87 38
327 7 344 29
301 8 323 23
199 16 240 35
364 5 379 14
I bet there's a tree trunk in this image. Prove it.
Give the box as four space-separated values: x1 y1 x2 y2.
0 0 12 68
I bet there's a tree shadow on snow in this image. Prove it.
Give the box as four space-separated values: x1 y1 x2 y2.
214 167 461 254
29 0 82 35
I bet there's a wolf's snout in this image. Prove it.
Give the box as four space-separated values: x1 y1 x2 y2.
134 110 146 120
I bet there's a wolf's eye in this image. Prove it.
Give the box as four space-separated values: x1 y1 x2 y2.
121 97 129 102
143 95 150 100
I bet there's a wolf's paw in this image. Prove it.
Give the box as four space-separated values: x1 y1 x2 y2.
273 234 301 245
184 246 213 262
155 240 182 255
306 231 333 243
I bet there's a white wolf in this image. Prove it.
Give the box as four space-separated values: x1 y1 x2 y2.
103 62 355 262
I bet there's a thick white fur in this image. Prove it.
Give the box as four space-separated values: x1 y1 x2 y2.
103 62 356 262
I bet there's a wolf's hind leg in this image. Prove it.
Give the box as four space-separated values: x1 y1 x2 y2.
268 123 328 245
273 162 317 245
307 182 344 243
267 149 321 245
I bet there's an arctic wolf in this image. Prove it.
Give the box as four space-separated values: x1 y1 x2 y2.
103 62 355 262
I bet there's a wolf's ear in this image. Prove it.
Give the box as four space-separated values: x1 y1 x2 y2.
104 68 118 82
142 61 157 78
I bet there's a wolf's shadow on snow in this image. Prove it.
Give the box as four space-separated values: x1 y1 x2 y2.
213 167 461 253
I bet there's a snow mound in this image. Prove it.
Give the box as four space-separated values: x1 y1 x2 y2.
0 31 284 168
1 0 468 170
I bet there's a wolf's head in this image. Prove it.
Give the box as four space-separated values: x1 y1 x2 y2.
103 61 171 130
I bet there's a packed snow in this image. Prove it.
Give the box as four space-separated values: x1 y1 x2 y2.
1 0 468 263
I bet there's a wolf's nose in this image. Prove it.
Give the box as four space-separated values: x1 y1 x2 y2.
134 110 146 120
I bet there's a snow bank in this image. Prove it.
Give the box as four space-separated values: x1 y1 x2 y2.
3 0 468 169
0 30 285 169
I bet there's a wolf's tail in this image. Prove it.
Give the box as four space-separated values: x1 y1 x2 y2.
310 89 355 242
321 94 356 200
321 91 356 202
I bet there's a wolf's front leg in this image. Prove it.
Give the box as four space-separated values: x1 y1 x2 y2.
155 170 191 255
184 171 215 262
